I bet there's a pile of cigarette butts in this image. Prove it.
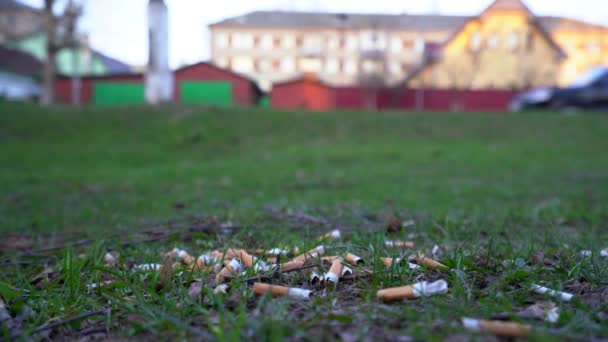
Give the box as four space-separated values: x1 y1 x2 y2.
98 229 604 338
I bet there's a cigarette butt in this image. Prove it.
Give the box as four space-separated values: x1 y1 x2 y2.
266 256 278 264
292 246 300 255
215 259 242 283
262 248 288 257
133 263 163 271
310 269 323 284
341 266 353 277
104 252 116 265
324 258 343 286
233 249 267 270
280 259 305 271
531 284 573 301
385 240 414 248
166 248 195 265
292 245 324 263
253 283 312 300
214 284 229 295
86 280 113 290
377 280 448 302
462 318 531 337
414 255 447 270
377 285 416 302
601 248 608 256
382 257 420 269
321 256 340 262
318 229 341 241
345 253 364 266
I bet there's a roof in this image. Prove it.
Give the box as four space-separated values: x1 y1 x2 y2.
211 11 471 31
481 0 533 15
211 10 607 34
0 0 38 10
0 45 42 77
92 51 132 74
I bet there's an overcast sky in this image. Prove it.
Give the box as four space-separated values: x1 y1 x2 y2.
19 0 608 68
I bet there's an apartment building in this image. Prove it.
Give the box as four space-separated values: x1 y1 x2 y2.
209 0 608 91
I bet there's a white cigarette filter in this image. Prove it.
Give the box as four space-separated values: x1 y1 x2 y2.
104 252 116 265
384 240 414 248
324 258 343 287
166 248 195 265
292 245 325 263
462 318 531 337
345 253 364 266
133 263 163 271
265 248 288 256
341 266 353 277
531 284 573 301
381 257 420 269
319 229 341 241
214 284 229 295
310 271 323 284
376 280 448 302
601 248 608 256
216 259 242 284
253 283 312 300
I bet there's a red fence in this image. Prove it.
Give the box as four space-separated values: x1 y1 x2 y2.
271 78 518 112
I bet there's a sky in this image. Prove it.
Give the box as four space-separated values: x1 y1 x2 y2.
20 0 608 68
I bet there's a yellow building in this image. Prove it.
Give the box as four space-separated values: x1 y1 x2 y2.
409 0 607 89
210 0 607 91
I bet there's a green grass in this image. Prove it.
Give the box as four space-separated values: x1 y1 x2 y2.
0 102 607 340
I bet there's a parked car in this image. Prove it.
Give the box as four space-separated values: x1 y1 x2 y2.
510 66 608 112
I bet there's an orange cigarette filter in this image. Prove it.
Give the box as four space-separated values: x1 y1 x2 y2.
376 285 416 302
414 255 447 270
463 318 531 337
324 258 344 285
381 257 394 267
321 256 340 263
253 283 289 297
345 253 363 266
280 259 305 271
215 259 241 284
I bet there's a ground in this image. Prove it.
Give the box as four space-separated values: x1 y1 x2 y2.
0 103 607 341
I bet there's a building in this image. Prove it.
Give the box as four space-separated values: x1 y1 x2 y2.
209 0 608 91
0 0 44 43
0 45 42 100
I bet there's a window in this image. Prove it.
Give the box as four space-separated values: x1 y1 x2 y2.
232 56 253 73
325 58 339 74
215 57 229 68
488 32 499 49
390 36 402 52
299 57 322 73
414 36 425 53
215 32 229 49
344 59 358 75
508 31 520 51
282 35 296 49
327 35 340 50
469 31 481 51
260 34 273 49
232 33 254 49
346 35 358 51
526 31 534 52
280 58 295 73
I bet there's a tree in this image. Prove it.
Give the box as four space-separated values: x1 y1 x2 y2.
41 0 81 106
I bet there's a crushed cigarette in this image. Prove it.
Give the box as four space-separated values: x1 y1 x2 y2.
216 259 242 284
381 257 420 269
214 284 229 295
531 284 573 301
133 263 162 271
253 283 312 300
319 229 341 241
345 253 364 266
376 280 448 302
167 248 195 265
104 252 116 265
462 318 531 337
86 280 113 290
324 258 343 287
385 240 414 248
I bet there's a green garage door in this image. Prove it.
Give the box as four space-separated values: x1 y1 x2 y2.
180 81 232 106
93 82 145 106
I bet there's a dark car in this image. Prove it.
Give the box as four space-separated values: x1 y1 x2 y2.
510 66 608 112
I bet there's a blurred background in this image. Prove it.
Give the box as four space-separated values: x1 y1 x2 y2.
0 0 607 111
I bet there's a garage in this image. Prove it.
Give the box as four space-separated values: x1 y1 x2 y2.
179 81 232 105
93 82 145 106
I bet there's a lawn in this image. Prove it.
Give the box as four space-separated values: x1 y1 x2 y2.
1 102 607 340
